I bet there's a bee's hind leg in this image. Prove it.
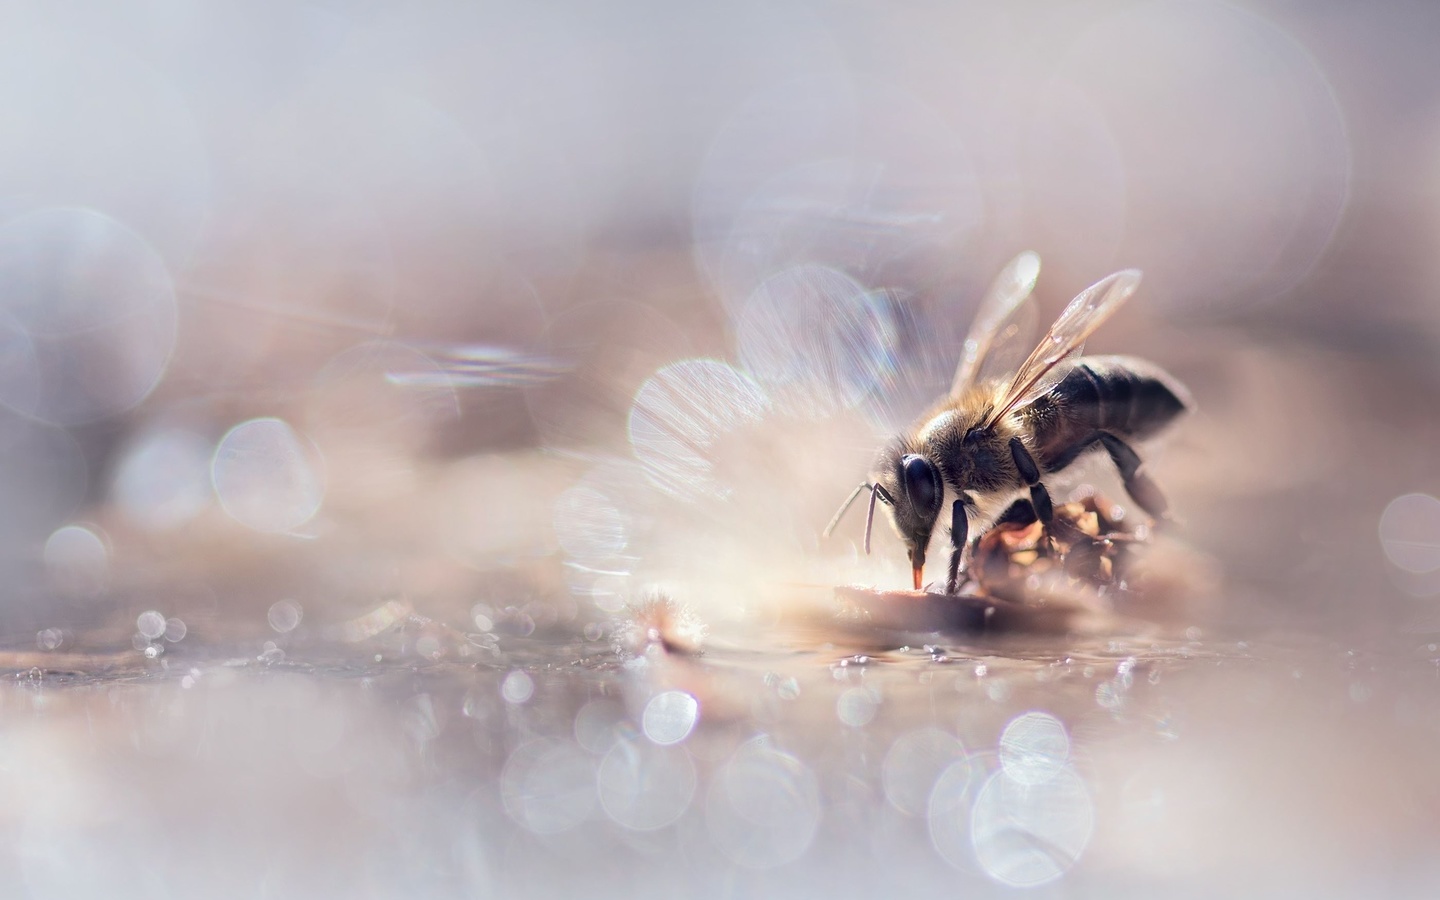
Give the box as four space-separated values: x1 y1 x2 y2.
1097 433 1172 524
1008 438 1056 554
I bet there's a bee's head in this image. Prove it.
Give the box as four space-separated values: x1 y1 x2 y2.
873 444 945 589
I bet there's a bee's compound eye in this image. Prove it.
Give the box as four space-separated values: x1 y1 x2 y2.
900 454 942 519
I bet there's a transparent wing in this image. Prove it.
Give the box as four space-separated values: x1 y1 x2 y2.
950 251 1042 395
972 294 1040 388
985 268 1142 427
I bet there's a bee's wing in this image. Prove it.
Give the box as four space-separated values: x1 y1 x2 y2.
949 251 1042 396
985 268 1142 427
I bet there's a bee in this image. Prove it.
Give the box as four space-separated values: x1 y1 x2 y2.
825 252 1190 594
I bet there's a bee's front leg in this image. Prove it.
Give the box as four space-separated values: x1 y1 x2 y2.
1008 437 1056 554
945 498 969 595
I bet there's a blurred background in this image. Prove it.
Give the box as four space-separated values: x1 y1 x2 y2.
4 0 1440 897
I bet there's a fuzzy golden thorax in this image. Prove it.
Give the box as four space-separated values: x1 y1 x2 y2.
870 381 1030 572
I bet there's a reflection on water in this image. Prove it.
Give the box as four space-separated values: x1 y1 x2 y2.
4 615 1437 898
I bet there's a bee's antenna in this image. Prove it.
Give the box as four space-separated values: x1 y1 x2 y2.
863 484 879 554
823 483 867 539
825 482 895 554
863 483 895 555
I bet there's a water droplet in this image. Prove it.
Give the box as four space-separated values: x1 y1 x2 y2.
884 727 967 817
706 744 820 869
573 698 625 754
1380 493 1440 573
501 670 534 705
136 610 166 640
495 608 535 637
414 634 443 660
211 418 325 534
642 691 699 745
267 600 302 633
35 628 63 651
500 739 596 835
927 755 984 869
163 617 187 643
969 766 1094 886
0 207 178 425
597 738 697 831
43 524 109 596
836 686 880 727
998 711 1070 786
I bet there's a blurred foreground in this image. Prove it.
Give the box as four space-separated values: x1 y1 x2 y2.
4 614 1438 898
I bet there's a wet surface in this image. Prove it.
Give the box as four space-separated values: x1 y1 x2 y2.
3 606 1438 899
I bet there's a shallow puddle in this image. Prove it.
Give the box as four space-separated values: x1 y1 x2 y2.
1 609 1434 899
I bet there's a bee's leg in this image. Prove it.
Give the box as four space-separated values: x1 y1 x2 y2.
1097 433 1172 522
945 499 969 595
1008 438 1055 552
993 498 1038 529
